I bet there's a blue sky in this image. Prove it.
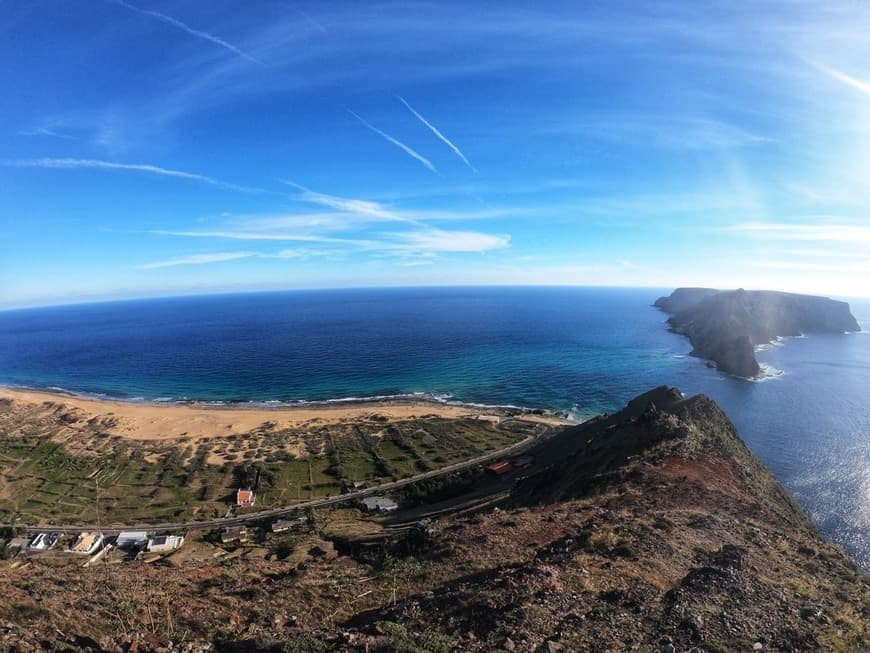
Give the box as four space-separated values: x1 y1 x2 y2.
2 1 870 307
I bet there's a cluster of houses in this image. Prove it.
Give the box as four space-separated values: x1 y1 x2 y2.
4 515 313 558
4 486 405 560
219 515 309 543
4 530 185 558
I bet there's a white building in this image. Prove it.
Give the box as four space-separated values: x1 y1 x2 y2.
28 533 56 551
221 526 247 543
146 535 184 553
7 536 30 552
70 532 104 554
272 517 305 533
116 531 148 549
360 496 398 513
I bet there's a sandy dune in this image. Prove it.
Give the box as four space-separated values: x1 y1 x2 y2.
0 388 563 442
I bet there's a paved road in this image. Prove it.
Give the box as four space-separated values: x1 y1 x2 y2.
11 419 558 536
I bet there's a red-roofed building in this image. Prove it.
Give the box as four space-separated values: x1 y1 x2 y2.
487 461 513 475
236 488 255 508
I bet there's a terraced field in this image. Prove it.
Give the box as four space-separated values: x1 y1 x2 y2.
0 398 532 525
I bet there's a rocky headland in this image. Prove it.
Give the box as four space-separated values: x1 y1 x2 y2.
654 288 861 377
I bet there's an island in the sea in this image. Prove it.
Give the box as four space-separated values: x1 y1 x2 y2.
654 288 862 377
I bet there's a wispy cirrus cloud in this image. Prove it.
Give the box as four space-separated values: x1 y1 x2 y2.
106 0 263 65
728 259 870 273
18 126 77 140
550 115 772 150
277 2 328 33
388 229 510 253
136 247 341 269
346 109 438 175
136 251 258 269
397 96 476 172
2 157 264 193
149 176 511 260
617 259 654 271
727 221 870 243
153 226 510 254
805 60 870 95
279 180 423 226
150 229 360 244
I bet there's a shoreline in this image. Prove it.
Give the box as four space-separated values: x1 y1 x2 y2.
0 386 572 443
0 383 542 413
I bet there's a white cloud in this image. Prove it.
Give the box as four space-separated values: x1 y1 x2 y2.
271 248 345 259
148 176 512 260
389 229 510 253
137 252 257 269
18 127 77 140
3 158 262 193
398 259 436 266
150 229 360 244
552 115 772 150
727 222 870 243
806 60 870 95
618 259 652 271
136 247 344 270
279 180 422 226
152 226 511 256
727 259 870 273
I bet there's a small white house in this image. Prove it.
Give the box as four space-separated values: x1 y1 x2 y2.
116 531 148 549
361 496 398 513
28 533 55 550
146 535 184 553
221 526 247 543
236 488 255 508
70 532 104 554
271 517 305 533
7 536 30 552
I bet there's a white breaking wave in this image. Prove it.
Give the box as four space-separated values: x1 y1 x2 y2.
0 383 560 416
753 364 785 382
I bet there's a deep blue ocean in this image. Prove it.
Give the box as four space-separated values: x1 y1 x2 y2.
1 287 868 569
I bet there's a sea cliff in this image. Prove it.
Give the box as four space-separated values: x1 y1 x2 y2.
654 288 861 377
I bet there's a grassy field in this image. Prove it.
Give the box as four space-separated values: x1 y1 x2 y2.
0 416 527 525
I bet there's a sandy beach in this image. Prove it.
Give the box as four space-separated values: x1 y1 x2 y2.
0 387 567 443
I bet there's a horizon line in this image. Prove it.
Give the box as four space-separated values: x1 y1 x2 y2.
3 282 868 312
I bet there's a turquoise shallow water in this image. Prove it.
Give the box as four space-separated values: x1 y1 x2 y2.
1 286 868 568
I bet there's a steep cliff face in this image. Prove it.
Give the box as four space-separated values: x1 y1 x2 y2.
355 388 869 652
655 288 861 377
512 386 814 533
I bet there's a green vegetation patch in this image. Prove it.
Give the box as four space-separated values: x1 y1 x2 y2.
0 415 523 524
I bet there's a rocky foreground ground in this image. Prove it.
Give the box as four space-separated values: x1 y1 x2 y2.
0 387 867 652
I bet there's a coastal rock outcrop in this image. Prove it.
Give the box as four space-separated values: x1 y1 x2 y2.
654 288 861 377
347 387 870 651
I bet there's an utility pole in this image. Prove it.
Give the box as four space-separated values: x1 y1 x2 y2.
95 476 111 586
